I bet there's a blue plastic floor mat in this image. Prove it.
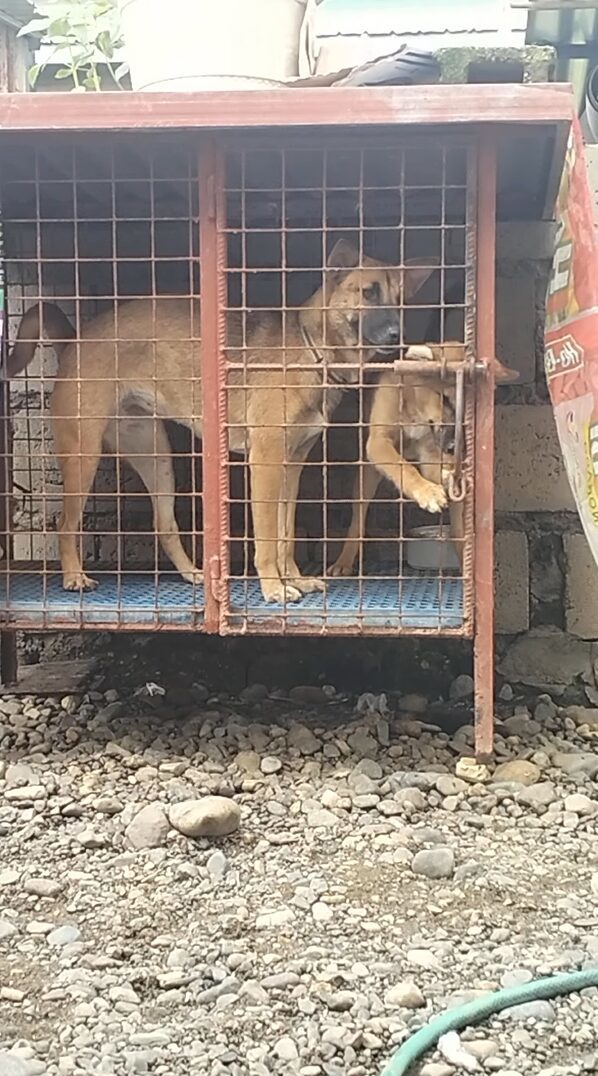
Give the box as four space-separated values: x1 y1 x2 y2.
0 571 463 630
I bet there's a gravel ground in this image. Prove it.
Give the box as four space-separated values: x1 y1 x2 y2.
0 671 597 1076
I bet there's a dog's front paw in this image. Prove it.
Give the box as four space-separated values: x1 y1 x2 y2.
261 580 303 604
287 575 325 596
405 345 435 362
63 572 98 592
181 569 204 587
414 480 448 514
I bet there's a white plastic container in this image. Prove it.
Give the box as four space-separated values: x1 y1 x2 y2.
406 525 460 572
120 0 313 92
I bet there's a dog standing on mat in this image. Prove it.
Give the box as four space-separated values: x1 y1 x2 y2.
9 240 435 603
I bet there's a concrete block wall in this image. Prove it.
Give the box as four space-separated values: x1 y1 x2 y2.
493 175 598 648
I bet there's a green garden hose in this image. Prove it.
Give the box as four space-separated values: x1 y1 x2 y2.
381 967 598 1076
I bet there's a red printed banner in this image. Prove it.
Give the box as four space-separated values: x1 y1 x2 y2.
545 115 598 557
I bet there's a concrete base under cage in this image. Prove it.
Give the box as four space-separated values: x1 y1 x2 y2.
0 572 463 631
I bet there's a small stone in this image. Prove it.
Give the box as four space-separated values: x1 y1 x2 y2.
306 808 337 828
206 850 228 878
256 907 294 929
47 924 81 947
125 803 169 849
467 1041 500 1061
436 775 467 796
5 763 36 788
0 1053 28 1076
591 872 598 896
552 751 598 778
312 902 333 923
347 728 379 757
408 949 441 971
504 1000 556 1022
502 714 541 737
564 705 598 728
0 986 26 1001
421 1066 454 1076
287 723 320 756
534 695 558 721
326 990 355 1012
169 797 240 838
499 683 514 701
0 920 18 939
450 674 474 699
0 869 20 888
260 756 282 775
412 847 455 880
492 760 541 786
516 781 556 808
385 981 425 1009
235 750 262 773
273 1036 299 1061
23 878 64 898
456 757 489 783
76 828 108 849
564 792 594 815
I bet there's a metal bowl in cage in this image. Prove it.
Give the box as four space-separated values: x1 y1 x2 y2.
406 526 460 572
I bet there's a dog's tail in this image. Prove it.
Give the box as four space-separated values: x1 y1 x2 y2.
6 302 75 379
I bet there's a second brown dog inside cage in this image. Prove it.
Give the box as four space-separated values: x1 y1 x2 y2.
0 131 474 634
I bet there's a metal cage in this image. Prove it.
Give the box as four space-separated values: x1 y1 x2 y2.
0 87 572 756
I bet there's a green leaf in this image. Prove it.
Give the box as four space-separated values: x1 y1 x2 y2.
17 17 51 37
95 29 113 58
27 62 42 87
54 67 74 78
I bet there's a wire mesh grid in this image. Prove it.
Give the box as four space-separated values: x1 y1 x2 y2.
0 132 204 629
0 129 476 636
216 134 476 635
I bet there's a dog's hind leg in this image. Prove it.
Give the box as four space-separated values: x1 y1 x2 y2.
105 417 203 586
329 461 381 577
53 414 107 592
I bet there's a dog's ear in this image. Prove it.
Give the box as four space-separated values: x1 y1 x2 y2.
326 238 360 280
403 258 438 299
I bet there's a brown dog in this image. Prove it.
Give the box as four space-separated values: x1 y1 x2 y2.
330 342 518 577
9 240 434 603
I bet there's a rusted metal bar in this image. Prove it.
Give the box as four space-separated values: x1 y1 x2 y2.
0 85 575 132
473 137 497 761
199 138 229 633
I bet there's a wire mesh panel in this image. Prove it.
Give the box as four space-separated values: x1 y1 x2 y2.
217 134 476 635
0 126 476 639
0 132 204 630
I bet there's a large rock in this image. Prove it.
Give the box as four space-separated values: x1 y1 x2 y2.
492 760 541 786
125 803 169 850
169 796 240 838
498 628 593 690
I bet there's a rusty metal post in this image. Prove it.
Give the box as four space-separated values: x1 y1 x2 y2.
199 138 229 633
0 205 16 685
474 137 497 759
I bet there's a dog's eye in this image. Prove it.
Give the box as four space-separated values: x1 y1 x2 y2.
363 283 379 302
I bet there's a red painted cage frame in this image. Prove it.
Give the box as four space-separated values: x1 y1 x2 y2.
0 85 573 759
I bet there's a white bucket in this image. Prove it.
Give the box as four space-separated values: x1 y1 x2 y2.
120 0 313 92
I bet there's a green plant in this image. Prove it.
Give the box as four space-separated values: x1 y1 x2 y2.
18 0 128 91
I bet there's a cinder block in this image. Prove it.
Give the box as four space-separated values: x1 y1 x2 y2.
565 532 598 639
495 530 529 634
496 273 536 384
495 405 575 513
